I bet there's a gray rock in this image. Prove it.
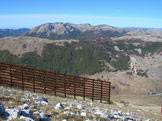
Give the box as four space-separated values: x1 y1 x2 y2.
20 115 34 121
35 97 48 106
124 116 136 121
55 103 64 110
5 108 19 120
19 109 34 119
80 111 86 117
22 104 30 109
39 117 51 121
41 97 48 103
0 104 5 116
39 112 51 121
1 111 10 119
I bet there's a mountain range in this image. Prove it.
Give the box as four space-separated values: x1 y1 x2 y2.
25 23 127 40
0 28 29 38
0 22 162 95
1 22 162 41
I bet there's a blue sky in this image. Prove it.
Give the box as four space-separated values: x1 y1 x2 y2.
0 0 162 28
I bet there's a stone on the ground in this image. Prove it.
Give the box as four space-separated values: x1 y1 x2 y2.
80 111 86 117
0 104 5 116
19 109 34 119
5 108 19 120
0 86 156 121
20 115 34 121
39 112 50 121
35 97 48 106
76 104 82 109
22 104 29 109
55 103 64 110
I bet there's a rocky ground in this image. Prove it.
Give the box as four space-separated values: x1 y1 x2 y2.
0 86 161 121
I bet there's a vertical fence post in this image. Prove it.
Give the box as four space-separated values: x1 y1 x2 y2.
74 76 76 99
100 80 103 103
83 77 85 100
21 66 24 91
0 62 111 104
64 73 67 98
108 82 111 104
54 74 56 96
32 69 35 93
92 79 94 102
9 65 12 87
43 71 46 94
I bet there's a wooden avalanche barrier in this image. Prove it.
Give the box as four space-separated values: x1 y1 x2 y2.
0 62 111 103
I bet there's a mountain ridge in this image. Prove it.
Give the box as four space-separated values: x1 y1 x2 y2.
24 22 162 41
0 28 30 38
25 22 127 40
0 22 162 41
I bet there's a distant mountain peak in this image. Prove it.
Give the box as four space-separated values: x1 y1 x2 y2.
25 22 125 40
1 22 162 41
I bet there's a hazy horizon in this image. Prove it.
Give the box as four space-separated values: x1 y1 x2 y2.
0 20 162 29
0 0 162 28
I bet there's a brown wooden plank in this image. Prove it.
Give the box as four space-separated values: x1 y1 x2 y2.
0 62 111 103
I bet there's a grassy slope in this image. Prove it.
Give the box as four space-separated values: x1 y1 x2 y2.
0 41 162 75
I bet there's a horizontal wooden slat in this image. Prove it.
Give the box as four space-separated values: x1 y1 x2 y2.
0 62 111 103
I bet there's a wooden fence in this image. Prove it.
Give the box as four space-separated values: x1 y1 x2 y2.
0 62 111 103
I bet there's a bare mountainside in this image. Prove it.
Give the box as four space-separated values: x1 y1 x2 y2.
0 23 162 42
0 36 162 96
0 37 78 56
25 22 162 41
25 22 126 40
112 28 162 42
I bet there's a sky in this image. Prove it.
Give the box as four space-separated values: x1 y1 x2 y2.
0 0 162 28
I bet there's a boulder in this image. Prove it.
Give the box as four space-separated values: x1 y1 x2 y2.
80 111 86 117
76 104 82 109
0 104 5 116
39 117 51 121
124 116 136 121
22 104 29 109
5 108 19 120
1 111 10 119
20 115 34 121
55 103 64 110
35 97 48 106
19 109 34 119
62 120 67 121
41 97 48 103
39 112 50 121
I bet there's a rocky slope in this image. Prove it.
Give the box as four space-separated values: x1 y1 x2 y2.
25 23 162 41
0 23 161 42
25 23 127 41
0 86 161 121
